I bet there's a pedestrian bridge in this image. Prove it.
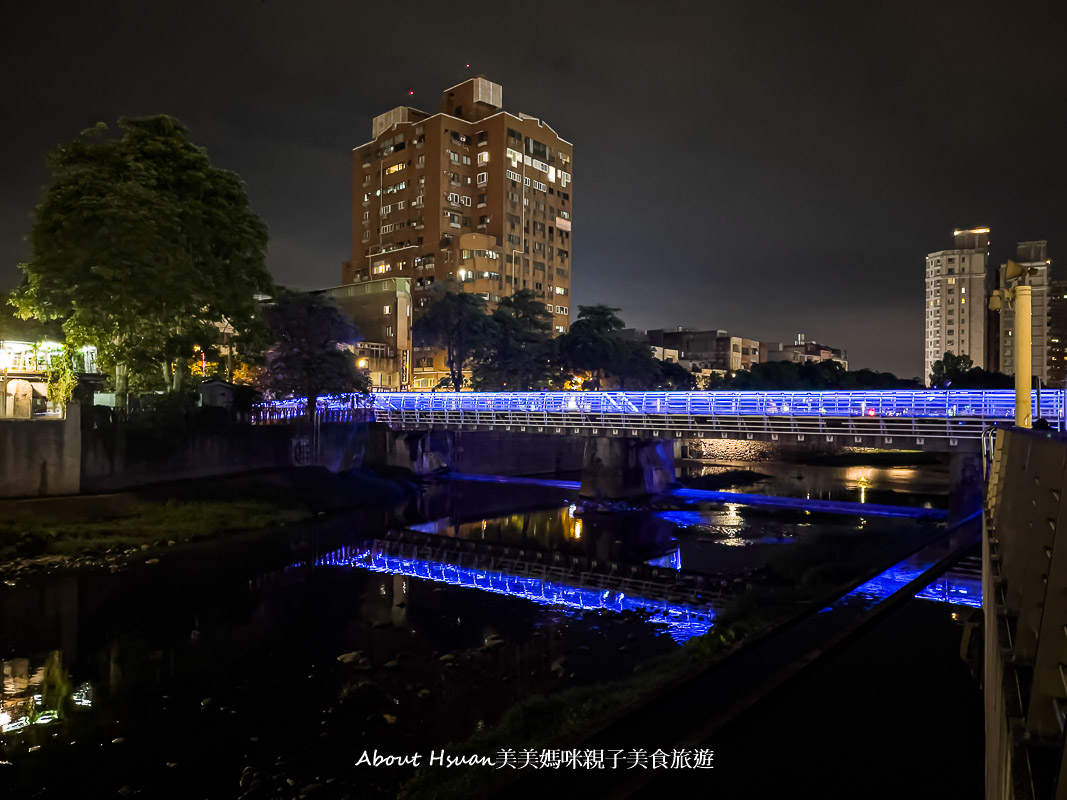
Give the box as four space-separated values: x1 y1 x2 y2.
293 390 1062 452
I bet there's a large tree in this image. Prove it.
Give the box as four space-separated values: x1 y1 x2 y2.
929 351 973 388
473 289 553 390
259 292 366 417
11 115 274 407
413 285 496 391
557 304 626 390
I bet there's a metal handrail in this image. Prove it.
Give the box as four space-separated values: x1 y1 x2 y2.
254 390 1062 440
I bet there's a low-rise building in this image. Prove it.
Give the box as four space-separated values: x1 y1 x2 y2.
647 328 759 373
760 334 848 370
0 340 101 418
318 278 412 390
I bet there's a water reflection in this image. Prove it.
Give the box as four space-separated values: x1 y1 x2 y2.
680 460 948 508
1 651 91 734
314 542 716 644
407 502 679 566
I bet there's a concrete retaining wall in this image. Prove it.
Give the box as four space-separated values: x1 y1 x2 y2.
0 406 81 498
81 419 364 493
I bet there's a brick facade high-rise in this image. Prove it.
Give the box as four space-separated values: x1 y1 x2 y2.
344 77 573 389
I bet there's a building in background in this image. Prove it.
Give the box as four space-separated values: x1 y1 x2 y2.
614 328 680 363
924 228 990 384
342 77 573 389
647 328 760 373
1049 279 1067 389
999 241 1051 384
319 278 412 390
760 334 848 370
0 340 100 417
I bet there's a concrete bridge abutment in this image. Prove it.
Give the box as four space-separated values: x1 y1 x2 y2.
363 424 455 476
579 436 677 500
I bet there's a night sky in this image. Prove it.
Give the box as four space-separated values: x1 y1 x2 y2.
3 1 1065 377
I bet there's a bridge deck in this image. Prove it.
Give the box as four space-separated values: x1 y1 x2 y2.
258 390 1064 449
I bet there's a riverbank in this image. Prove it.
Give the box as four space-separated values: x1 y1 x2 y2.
0 466 417 580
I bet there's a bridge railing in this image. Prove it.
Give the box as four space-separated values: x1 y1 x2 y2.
254 390 1065 440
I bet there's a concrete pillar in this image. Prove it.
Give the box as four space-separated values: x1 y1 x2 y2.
579 437 676 500
1015 283 1032 428
362 424 453 477
948 452 983 527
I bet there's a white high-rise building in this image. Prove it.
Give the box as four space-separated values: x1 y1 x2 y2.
1000 240 1051 383
924 228 990 385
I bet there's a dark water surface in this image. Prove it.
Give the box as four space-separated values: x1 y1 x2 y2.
0 464 951 798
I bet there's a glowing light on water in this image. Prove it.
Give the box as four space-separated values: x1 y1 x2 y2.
315 545 715 644
848 564 982 608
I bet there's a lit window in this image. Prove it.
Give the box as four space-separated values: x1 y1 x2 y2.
385 163 405 175
383 305 392 315
478 152 489 165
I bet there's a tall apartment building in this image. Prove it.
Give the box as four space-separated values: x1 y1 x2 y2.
343 77 573 389
999 241 1051 383
1049 279 1067 389
924 228 990 384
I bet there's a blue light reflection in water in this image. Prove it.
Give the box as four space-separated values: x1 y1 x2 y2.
315 545 715 644
847 563 982 608
647 549 683 571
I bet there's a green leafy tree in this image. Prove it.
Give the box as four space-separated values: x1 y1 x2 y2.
557 304 626 390
611 339 661 389
473 289 553 390
929 351 973 388
654 359 697 390
413 284 496 391
726 360 920 390
12 115 274 409
46 348 79 406
259 292 366 417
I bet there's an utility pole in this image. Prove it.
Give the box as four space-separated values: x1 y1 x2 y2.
990 259 1036 428
1015 283 1032 428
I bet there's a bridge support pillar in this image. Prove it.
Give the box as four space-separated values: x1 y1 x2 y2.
365 424 453 476
580 437 676 500
948 452 983 526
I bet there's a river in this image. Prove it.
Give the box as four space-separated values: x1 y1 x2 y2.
0 456 956 798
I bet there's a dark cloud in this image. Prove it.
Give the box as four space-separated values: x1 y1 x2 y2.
2 0 1065 376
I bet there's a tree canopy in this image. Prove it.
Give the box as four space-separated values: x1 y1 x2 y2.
472 289 554 390
258 292 366 415
11 115 274 405
413 284 495 391
929 351 1013 389
557 304 626 390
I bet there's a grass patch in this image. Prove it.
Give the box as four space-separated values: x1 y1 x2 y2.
0 499 311 563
